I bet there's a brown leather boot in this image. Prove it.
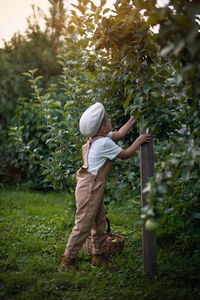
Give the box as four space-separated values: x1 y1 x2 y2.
59 255 85 274
91 253 111 269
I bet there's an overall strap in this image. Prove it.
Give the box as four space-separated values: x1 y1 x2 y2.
81 136 103 170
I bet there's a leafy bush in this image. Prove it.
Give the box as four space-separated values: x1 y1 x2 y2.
0 1 67 187
9 68 83 190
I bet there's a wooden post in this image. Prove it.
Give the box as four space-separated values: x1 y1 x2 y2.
140 131 157 277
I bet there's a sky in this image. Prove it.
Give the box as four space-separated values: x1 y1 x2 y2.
0 0 50 46
0 0 168 47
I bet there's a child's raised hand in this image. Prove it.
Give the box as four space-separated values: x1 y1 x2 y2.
138 134 152 144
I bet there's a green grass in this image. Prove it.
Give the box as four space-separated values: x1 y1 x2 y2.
0 188 200 300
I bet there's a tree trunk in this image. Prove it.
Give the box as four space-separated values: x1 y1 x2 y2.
140 131 157 277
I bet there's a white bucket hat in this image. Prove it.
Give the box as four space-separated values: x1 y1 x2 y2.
79 102 105 137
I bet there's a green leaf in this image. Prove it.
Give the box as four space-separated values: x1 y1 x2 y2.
61 121 69 127
95 7 102 20
30 68 38 74
64 102 72 110
91 2 97 12
35 76 43 81
52 102 61 107
124 72 131 84
85 21 95 29
22 72 32 77
71 3 86 14
42 169 49 175
103 8 110 14
57 60 65 66
68 25 75 34
159 44 174 56
88 72 93 81
82 0 89 5
28 79 35 84
38 88 43 94
101 0 106 7
123 89 134 109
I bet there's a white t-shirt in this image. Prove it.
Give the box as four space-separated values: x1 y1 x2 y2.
87 133 122 175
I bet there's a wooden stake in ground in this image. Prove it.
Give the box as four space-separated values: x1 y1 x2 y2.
140 130 157 277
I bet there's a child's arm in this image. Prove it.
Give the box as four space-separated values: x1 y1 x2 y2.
112 116 137 141
117 134 151 159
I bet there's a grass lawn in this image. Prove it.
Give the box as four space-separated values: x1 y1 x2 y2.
0 188 199 300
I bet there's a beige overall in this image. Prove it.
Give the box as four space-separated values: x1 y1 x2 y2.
64 137 112 259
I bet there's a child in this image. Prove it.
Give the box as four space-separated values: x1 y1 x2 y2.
60 102 151 272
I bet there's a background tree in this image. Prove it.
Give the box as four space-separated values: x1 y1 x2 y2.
43 0 67 53
0 1 67 186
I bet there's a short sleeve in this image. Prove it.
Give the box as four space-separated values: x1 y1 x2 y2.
102 138 122 160
106 131 113 139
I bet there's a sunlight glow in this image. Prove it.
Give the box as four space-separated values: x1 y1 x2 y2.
0 0 170 47
0 0 50 46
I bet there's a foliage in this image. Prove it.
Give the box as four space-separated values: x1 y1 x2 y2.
137 0 200 228
0 188 200 300
8 68 83 190
55 0 200 231
0 18 61 134
8 17 140 193
5 0 200 237
0 1 68 186
43 0 68 53
70 0 199 230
